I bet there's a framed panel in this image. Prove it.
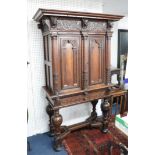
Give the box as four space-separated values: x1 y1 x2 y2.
88 36 105 86
59 36 81 91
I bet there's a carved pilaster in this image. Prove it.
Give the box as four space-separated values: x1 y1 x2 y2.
105 30 113 85
51 33 59 94
82 33 89 90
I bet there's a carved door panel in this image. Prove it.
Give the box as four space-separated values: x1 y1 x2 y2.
88 36 106 87
59 36 81 92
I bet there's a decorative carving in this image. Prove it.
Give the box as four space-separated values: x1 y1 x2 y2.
92 39 103 49
107 21 114 30
85 21 107 32
52 110 63 151
62 40 78 48
56 18 107 32
42 17 50 31
101 99 110 133
50 16 57 28
46 104 54 136
81 18 89 29
57 19 81 31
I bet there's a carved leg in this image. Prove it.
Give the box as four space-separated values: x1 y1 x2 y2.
52 109 63 151
46 104 54 136
101 99 110 133
86 100 98 122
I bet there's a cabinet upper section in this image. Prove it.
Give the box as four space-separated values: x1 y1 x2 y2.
33 9 123 33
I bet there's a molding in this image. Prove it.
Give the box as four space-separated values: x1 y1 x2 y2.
33 8 124 22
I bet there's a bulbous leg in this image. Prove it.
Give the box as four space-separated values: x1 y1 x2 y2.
52 109 63 151
46 104 54 136
101 99 110 133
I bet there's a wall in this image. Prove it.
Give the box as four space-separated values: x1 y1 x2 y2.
27 0 128 137
111 16 128 83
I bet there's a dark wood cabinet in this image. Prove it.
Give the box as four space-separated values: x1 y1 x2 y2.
33 9 127 151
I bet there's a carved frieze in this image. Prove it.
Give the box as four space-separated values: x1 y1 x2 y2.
57 19 81 31
84 21 107 32
40 16 108 32
57 19 107 32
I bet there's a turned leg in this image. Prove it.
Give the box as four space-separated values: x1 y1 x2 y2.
52 109 63 151
101 99 110 133
86 100 98 122
46 104 54 136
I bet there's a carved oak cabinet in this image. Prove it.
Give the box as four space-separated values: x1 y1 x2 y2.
33 9 124 151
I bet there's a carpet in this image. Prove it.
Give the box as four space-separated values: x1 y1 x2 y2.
27 133 67 155
63 122 128 155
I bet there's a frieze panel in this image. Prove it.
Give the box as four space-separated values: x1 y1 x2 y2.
84 21 107 32
41 17 108 32
55 18 107 32
57 19 81 31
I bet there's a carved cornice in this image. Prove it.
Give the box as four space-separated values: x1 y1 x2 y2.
33 9 124 22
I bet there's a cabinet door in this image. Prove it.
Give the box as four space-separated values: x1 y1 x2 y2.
59 36 81 92
88 36 106 86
